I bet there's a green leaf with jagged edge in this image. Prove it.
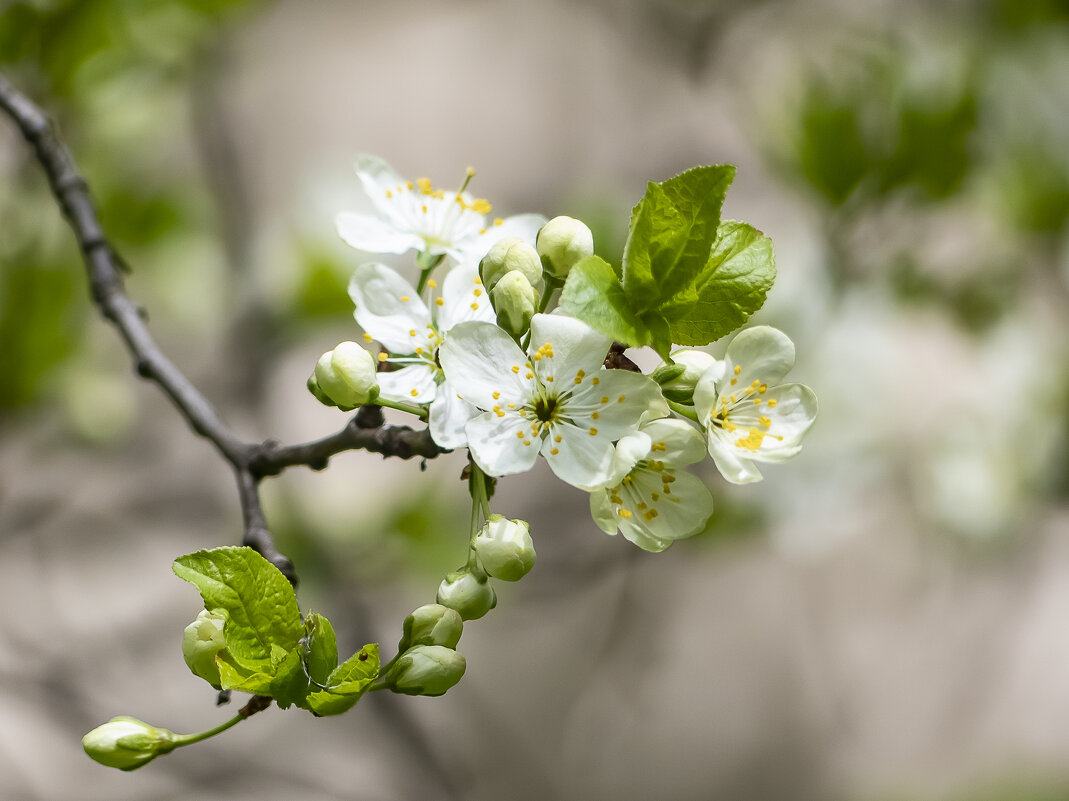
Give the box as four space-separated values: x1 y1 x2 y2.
660 221 776 345
560 166 773 357
557 255 653 347
622 165 736 310
173 547 305 701
306 644 380 717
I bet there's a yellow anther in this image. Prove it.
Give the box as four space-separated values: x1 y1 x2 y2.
493 216 503 225
767 399 778 408
378 352 388 362
618 395 626 403
554 434 562 443
753 398 761 405
651 492 660 501
589 427 598 436
363 332 373 342
576 369 585 379
734 365 742 376
492 391 501 399
508 403 516 408
421 205 428 213
619 509 632 519
523 440 531 446
474 288 483 297
435 298 445 306
479 227 488 235
473 276 482 285
410 389 419 397
550 447 559 455
546 376 554 382
759 416 771 427
611 494 623 505
601 396 609 404
400 296 410 302
591 377 600 385
416 177 432 193
519 409 527 416
636 502 647 511
730 378 737 386
516 430 525 439
512 365 520 374
385 189 393 198
643 509 659 521
662 474 676 483
415 347 424 355
759 384 767 393
650 442 666 452
406 181 413 190
426 279 437 288
471 302 480 310
735 430 766 451
409 329 417 337
592 412 599 420
525 371 533 379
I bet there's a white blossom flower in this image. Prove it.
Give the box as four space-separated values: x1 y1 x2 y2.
590 418 714 552
348 260 492 447
336 154 545 264
692 326 818 484
439 313 668 488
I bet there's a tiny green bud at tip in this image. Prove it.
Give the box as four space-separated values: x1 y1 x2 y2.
82 716 177 771
436 569 497 621
536 216 594 279
474 515 536 581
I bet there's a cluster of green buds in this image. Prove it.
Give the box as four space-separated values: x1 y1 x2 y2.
307 340 380 410
481 216 594 340
383 603 466 696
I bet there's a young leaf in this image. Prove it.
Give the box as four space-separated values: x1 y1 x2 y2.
622 165 736 310
557 255 652 347
302 613 339 686
306 644 380 717
173 547 303 675
660 221 776 345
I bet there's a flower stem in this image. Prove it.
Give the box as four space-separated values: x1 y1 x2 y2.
416 252 445 293
374 398 429 421
170 712 246 748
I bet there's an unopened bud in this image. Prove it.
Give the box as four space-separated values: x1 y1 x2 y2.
82 716 177 771
314 341 379 408
474 515 535 581
384 644 466 697
480 236 542 291
436 569 497 621
398 604 464 652
491 270 539 339
182 608 227 689
307 373 338 408
656 349 716 403
536 216 594 279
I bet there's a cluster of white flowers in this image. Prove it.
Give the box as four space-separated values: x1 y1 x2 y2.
311 155 818 553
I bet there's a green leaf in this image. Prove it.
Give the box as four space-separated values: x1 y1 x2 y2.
622 165 735 310
302 613 339 686
173 547 303 676
661 221 776 345
306 644 380 717
558 255 652 347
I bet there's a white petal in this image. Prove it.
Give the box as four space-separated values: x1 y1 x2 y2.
605 430 652 487
589 489 622 537
451 213 547 263
336 212 424 256
707 432 764 484
725 326 796 393
618 468 713 551
466 412 541 476
639 418 707 466
692 358 728 424
437 262 495 332
428 382 478 449
566 369 664 441
377 364 437 404
527 313 612 390
348 263 434 353
353 154 410 223
439 322 532 410
542 422 617 489
723 383 818 463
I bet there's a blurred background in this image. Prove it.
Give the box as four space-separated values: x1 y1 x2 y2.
1 0 1068 799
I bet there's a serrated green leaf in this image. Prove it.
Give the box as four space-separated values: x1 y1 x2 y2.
661 221 776 345
305 644 380 717
557 255 652 347
622 165 735 311
302 613 338 686
269 649 310 710
173 547 303 673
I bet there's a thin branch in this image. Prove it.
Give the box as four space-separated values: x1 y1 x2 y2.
0 73 447 582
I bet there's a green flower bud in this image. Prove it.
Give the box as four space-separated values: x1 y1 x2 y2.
491 270 539 339
536 216 594 279
307 373 339 408
436 569 497 621
82 716 177 771
474 515 535 581
656 349 716 403
479 236 542 291
397 603 464 652
384 644 466 697
182 608 227 689
314 341 379 408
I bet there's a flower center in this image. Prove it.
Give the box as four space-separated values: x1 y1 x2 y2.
532 394 559 423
